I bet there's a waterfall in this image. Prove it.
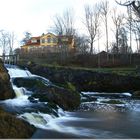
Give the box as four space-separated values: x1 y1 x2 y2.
13 86 26 97
7 67 32 78
6 65 33 98
3 65 64 129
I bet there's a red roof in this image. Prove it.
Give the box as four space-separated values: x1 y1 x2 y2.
26 37 41 46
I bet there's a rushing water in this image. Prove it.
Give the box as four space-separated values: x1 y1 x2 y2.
1 64 140 138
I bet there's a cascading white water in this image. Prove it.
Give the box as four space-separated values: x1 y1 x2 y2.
6 65 90 137
7 66 32 78
7 65 33 98
4 65 66 131
12 86 26 97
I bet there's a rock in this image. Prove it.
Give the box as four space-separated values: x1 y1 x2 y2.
133 91 140 97
13 76 80 110
31 85 80 110
0 107 35 138
80 93 97 103
0 60 15 100
101 99 124 104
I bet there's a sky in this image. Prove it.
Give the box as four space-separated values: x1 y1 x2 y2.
0 0 128 53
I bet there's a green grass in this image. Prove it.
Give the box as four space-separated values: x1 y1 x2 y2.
42 63 138 77
93 67 137 76
19 59 138 77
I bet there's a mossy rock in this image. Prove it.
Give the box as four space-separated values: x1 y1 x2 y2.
0 61 15 100
29 85 80 110
13 77 47 90
81 94 97 103
133 91 140 97
66 82 76 91
101 100 124 104
0 107 35 138
14 77 80 110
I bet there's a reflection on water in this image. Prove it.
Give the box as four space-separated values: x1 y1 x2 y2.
32 92 140 139
32 108 140 139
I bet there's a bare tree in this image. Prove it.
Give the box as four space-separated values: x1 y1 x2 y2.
118 27 129 54
53 8 75 36
132 21 140 52
127 6 133 52
0 30 9 58
100 0 110 58
116 0 140 19
84 4 101 54
53 15 63 35
52 9 76 64
116 0 140 53
97 28 101 68
112 8 125 53
75 34 89 54
7 32 16 55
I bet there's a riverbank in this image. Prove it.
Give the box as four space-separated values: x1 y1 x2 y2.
20 61 140 94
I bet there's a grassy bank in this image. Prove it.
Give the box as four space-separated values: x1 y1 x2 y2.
18 59 139 77
18 59 140 93
36 64 138 77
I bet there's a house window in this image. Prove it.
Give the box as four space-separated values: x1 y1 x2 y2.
53 38 57 43
31 39 37 43
41 39 45 43
47 37 51 43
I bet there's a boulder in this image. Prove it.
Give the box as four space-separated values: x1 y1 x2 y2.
13 76 81 110
31 85 80 110
133 91 140 98
0 60 15 100
0 107 35 138
80 93 97 103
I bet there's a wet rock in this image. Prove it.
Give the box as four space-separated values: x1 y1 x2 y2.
100 100 124 104
13 77 80 110
0 107 35 138
0 60 15 100
132 91 140 98
28 96 38 103
30 85 80 110
80 93 97 103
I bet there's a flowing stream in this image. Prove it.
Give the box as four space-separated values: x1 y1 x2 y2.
1 64 140 138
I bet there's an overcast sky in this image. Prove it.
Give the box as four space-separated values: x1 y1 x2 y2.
0 0 126 52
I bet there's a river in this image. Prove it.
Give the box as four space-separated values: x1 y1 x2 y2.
1 64 140 139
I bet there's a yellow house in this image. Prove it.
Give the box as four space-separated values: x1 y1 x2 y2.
21 32 75 53
57 35 75 49
21 37 40 52
40 33 58 47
